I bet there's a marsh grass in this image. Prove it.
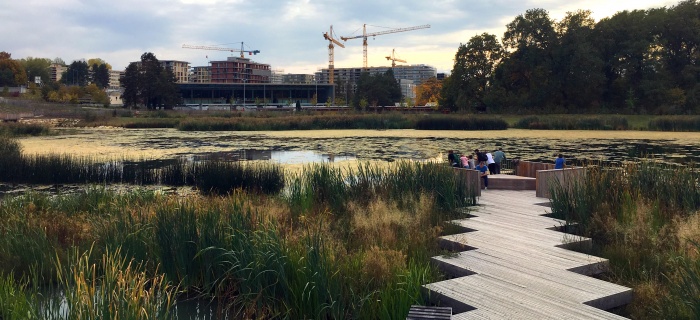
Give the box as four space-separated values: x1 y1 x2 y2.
0 160 473 318
0 137 284 195
0 122 52 136
414 115 508 130
648 116 700 131
549 161 700 318
515 115 629 130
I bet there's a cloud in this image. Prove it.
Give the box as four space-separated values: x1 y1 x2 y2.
1 0 679 74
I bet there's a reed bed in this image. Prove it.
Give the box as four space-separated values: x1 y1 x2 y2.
549 161 700 318
0 122 51 136
0 137 284 195
515 115 629 130
414 115 508 130
648 116 700 132
0 161 475 318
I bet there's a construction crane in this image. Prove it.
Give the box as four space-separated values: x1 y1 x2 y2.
182 42 260 59
323 25 345 85
385 49 407 68
341 24 429 69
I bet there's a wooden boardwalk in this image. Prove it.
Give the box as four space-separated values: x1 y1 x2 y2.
425 190 632 319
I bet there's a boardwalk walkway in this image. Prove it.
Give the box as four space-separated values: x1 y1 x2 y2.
425 190 632 319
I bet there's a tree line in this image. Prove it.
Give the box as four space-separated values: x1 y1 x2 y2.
440 0 700 114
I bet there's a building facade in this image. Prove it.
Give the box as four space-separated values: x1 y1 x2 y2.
190 66 211 83
210 57 271 83
48 63 66 83
282 74 315 84
108 70 124 89
315 64 437 88
160 60 190 83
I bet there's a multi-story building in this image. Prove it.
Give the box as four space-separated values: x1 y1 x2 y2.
209 57 271 83
190 66 211 83
270 69 284 84
282 74 315 84
48 63 66 83
399 79 415 100
108 70 124 89
316 64 435 85
160 60 190 83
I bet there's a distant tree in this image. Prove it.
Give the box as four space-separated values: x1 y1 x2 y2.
20 57 52 85
415 77 442 106
353 70 401 109
52 57 66 66
120 52 182 109
91 63 110 89
0 52 28 86
62 60 90 86
87 58 112 70
440 33 503 112
120 62 141 107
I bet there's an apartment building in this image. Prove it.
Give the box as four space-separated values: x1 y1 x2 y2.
315 64 436 87
108 70 124 89
209 56 271 83
160 60 190 83
48 63 66 82
282 74 315 84
190 66 211 83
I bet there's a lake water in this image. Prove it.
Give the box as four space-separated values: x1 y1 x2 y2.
18 128 700 166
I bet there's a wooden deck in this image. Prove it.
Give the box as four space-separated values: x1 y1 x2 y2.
424 190 632 319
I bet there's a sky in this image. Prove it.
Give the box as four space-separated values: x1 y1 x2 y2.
1 0 679 74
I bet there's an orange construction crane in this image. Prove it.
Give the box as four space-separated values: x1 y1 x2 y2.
341 24 429 69
182 42 260 59
385 49 407 68
323 25 345 85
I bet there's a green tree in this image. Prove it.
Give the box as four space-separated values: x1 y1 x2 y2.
91 63 110 89
553 10 605 110
0 52 28 87
497 8 558 110
87 58 112 70
20 57 52 85
62 60 90 86
120 62 141 108
441 33 504 112
120 52 182 109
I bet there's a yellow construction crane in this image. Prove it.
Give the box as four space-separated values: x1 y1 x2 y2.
341 24 429 69
323 25 345 85
182 42 260 59
385 49 407 68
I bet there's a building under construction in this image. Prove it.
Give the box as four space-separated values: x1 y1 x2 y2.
315 64 436 86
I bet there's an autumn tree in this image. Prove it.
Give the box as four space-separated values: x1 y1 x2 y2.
0 52 28 87
415 77 442 106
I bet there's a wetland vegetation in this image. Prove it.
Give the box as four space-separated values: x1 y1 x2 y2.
549 161 700 319
0 144 476 318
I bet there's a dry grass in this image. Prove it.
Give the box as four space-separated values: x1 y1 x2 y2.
676 211 700 259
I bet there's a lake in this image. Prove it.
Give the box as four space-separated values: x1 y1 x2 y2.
18 128 700 167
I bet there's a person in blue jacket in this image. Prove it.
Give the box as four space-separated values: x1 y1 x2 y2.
475 161 489 189
554 154 566 169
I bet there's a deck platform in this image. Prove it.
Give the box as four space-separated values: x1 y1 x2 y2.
486 174 536 190
424 190 632 319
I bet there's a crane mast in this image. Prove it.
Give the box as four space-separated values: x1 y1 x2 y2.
182 42 260 59
386 49 407 68
323 25 345 85
341 24 429 69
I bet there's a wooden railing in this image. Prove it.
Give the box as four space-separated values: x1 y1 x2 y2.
515 161 555 178
536 167 587 198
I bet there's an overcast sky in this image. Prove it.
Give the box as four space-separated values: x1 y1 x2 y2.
2 0 679 74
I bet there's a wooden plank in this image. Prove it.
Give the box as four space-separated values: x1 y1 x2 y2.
424 190 632 318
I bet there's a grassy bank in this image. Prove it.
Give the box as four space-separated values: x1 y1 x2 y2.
0 122 52 136
513 115 629 130
0 161 476 319
549 161 700 318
